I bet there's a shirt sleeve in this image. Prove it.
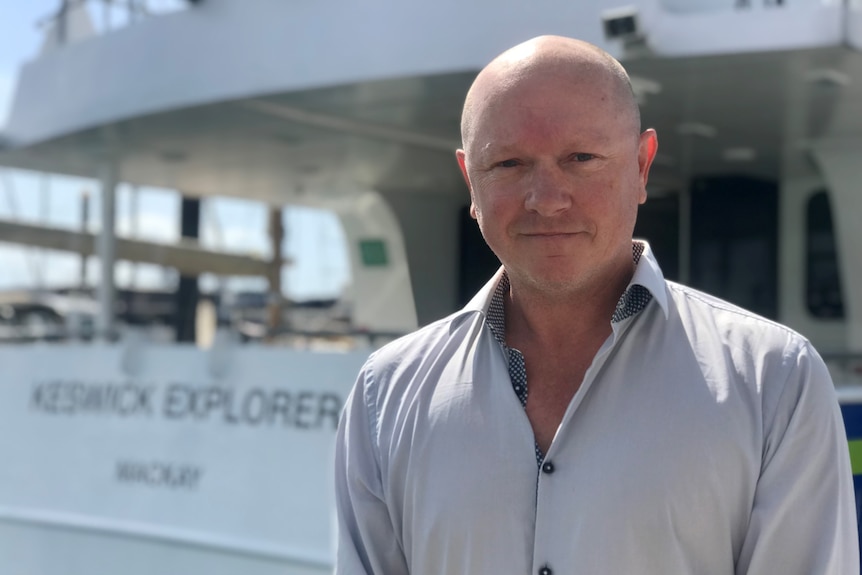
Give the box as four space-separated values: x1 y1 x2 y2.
736 340 859 574
334 361 409 575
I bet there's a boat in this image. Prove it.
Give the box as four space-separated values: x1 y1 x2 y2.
0 0 861 572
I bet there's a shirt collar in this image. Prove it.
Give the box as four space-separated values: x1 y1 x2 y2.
456 240 669 335
462 265 508 315
629 240 669 319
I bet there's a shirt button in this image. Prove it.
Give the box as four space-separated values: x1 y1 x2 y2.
541 460 555 474
539 566 553 575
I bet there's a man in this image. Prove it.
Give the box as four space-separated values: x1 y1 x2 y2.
334 36 858 574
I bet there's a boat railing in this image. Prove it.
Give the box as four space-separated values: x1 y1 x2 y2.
37 0 193 49
0 312 402 350
659 0 811 14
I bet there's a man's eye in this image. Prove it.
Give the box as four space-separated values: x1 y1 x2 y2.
497 159 519 168
573 153 594 162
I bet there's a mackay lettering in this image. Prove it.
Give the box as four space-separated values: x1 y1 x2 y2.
163 385 341 430
116 460 203 489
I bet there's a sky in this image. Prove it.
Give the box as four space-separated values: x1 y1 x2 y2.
0 1 351 301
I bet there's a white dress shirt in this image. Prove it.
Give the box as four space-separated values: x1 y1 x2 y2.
334 242 858 575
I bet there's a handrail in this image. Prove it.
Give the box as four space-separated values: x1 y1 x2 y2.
660 0 802 15
36 0 191 45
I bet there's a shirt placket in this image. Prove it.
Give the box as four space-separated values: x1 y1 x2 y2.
529 333 617 575
487 243 654 575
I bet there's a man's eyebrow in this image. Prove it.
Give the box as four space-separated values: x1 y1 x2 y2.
475 135 613 158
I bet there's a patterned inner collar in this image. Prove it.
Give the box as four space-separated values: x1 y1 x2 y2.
486 242 651 347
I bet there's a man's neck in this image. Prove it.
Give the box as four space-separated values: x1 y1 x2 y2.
504 257 635 349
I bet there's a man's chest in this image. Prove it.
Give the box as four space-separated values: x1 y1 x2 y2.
378 357 760 574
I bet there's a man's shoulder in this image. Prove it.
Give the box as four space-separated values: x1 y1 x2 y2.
663 281 841 423
664 280 810 351
361 308 484 384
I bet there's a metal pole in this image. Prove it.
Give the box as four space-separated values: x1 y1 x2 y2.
57 0 69 46
129 185 138 287
174 196 200 343
97 160 118 340
266 205 285 338
103 0 112 32
34 174 52 289
80 190 90 290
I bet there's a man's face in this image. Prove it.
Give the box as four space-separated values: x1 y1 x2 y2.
457 71 657 296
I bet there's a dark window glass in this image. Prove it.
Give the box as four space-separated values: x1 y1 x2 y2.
689 177 778 319
635 195 680 281
458 205 499 307
806 191 845 319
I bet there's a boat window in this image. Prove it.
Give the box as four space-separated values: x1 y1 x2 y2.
0 170 353 344
689 176 778 319
634 194 680 281
806 190 845 319
458 205 500 307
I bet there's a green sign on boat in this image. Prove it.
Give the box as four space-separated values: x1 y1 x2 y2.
360 239 388 267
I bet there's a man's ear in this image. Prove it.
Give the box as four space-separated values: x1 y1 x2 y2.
637 129 658 204
456 150 478 220
456 149 471 190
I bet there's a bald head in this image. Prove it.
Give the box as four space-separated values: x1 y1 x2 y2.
460 36 640 151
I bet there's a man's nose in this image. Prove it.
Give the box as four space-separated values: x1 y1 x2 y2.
523 165 572 216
